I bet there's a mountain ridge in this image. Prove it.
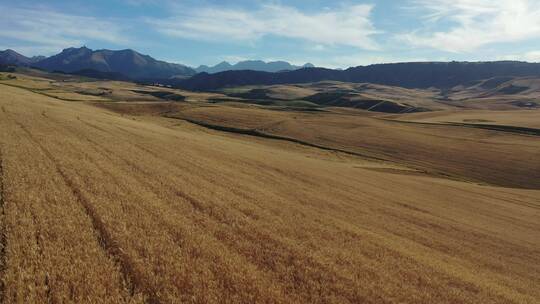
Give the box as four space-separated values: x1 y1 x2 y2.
5 47 540 91
195 60 315 73
176 61 540 91
0 49 44 66
32 47 196 80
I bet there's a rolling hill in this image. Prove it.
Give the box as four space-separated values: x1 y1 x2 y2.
214 76 540 112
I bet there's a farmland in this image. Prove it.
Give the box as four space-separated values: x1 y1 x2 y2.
0 73 539 303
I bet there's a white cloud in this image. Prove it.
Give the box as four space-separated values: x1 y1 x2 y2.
523 51 540 62
0 6 127 56
147 4 380 50
399 0 540 52
499 51 540 62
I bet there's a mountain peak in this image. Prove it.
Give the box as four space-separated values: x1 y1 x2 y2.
116 48 139 54
0 49 33 66
60 46 92 56
215 61 232 67
63 46 90 51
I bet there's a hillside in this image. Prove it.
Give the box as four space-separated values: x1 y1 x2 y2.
218 82 446 113
208 77 540 113
0 74 540 303
33 47 195 80
176 61 540 91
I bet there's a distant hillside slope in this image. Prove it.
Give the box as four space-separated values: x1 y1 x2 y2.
177 61 540 91
34 47 196 80
178 68 343 91
196 60 314 73
0 49 43 66
53 68 132 81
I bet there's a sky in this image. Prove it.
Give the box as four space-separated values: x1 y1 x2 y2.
1 0 540 68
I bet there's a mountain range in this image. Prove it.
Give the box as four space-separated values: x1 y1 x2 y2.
176 61 540 91
32 47 196 80
1 48 316 80
195 61 314 74
4 47 540 91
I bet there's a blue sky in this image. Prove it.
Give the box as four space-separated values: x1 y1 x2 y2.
1 0 540 68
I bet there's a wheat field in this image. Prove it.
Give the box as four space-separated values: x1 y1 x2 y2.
158 104 540 190
0 83 539 303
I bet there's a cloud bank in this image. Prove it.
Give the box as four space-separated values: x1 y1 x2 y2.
147 4 380 50
0 6 127 55
400 0 540 52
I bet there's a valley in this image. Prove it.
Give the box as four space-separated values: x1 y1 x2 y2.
0 70 538 303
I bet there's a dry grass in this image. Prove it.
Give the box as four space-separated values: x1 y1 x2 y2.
162 104 540 189
0 72 228 104
220 81 450 112
226 79 540 111
0 81 539 303
393 109 540 129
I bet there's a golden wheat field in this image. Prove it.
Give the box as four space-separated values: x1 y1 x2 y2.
0 75 539 304
154 104 540 190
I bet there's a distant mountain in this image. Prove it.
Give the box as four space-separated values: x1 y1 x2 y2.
0 49 44 66
195 60 315 74
177 61 540 91
31 55 47 62
33 47 196 80
196 62 232 74
177 68 340 91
